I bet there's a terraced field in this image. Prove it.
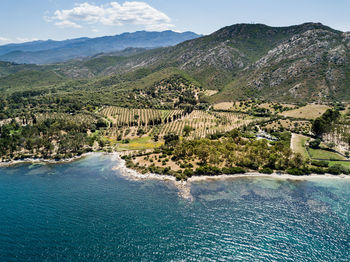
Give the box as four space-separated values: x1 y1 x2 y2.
101 107 184 127
100 107 253 139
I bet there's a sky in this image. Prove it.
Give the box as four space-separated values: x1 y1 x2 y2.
0 0 350 45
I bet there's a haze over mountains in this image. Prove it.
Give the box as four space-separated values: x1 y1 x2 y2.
0 22 349 103
0 30 201 64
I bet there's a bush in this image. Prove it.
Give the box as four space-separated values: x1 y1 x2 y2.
195 165 222 176
137 128 145 136
96 118 109 128
311 160 329 168
309 139 321 149
175 172 188 181
183 168 194 178
327 164 349 175
309 167 326 174
183 125 193 137
237 160 259 170
164 133 179 145
287 168 310 176
162 167 171 175
259 167 273 174
221 166 246 174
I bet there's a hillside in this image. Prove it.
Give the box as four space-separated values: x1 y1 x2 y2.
0 23 349 174
128 22 350 103
0 23 349 104
0 30 200 64
57 22 350 103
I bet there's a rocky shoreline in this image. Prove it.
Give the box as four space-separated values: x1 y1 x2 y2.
112 153 350 200
0 152 95 167
1 152 349 200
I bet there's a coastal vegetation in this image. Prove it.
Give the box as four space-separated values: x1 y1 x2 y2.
0 113 107 161
1 86 349 177
0 23 349 177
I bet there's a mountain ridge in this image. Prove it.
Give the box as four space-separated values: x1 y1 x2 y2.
0 22 349 103
0 30 201 64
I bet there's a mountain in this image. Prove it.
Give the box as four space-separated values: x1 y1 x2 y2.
0 31 200 64
94 22 349 103
1 23 349 103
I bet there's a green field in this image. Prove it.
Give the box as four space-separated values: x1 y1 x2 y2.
328 161 350 169
292 134 310 159
308 148 346 160
280 104 330 120
117 136 163 151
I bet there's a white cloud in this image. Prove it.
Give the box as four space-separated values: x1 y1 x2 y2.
47 1 174 31
0 37 39 45
55 20 82 28
0 37 11 45
15 37 39 43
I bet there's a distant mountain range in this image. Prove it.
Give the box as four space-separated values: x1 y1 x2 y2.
1 23 349 103
0 31 201 64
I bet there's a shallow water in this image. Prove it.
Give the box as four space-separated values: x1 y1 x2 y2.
0 154 349 261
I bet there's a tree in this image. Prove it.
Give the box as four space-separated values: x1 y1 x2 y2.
153 134 159 142
164 133 179 146
326 142 336 149
309 139 321 149
196 144 209 164
312 109 340 137
96 118 109 128
312 118 324 137
137 128 145 136
290 153 304 168
183 125 193 137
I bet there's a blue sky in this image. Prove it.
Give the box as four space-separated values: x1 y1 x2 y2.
1 0 349 44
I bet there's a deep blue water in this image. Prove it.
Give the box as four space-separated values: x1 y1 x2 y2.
0 153 349 261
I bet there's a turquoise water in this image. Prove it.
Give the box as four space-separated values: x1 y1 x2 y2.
0 154 349 261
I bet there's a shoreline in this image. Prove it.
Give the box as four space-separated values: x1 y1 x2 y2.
112 153 350 200
2 151 349 181
0 152 95 167
112 153 350 181
1 152 349 199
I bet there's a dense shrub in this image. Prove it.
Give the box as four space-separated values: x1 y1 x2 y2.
221 166 246 174
195 166 222 176
259 167 273 174
327 164 349 175
309 167 326 174
311 160 329 167
287 168 310 176
309 139 321 149
183 168 194 178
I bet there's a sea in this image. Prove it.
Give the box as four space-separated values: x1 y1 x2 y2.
0 153 349 261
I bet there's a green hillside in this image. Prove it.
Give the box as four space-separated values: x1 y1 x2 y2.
0 22 349 106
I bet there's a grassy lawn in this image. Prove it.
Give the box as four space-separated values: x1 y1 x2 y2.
292 134 310 159
280 104 330 120
213 102 234 111
328 161 350 169
308 148 346 160
117 136 163 151
204 90 218 96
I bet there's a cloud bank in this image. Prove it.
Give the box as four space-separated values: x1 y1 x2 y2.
0 37 38 45
47 1 174 31
0 37 10 45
